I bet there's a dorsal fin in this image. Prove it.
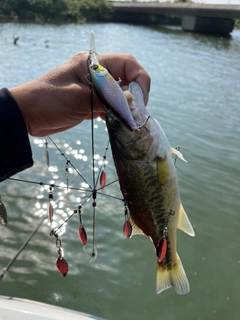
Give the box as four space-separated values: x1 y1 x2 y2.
171 148 187 163
178 204 195 237
129 216 145 236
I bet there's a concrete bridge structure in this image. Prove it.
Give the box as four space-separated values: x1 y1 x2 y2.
111 2 240 35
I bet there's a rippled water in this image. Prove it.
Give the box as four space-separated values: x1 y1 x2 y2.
0 23 240 320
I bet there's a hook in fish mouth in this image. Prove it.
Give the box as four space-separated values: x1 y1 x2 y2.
109 112 150 133
134 115 151 132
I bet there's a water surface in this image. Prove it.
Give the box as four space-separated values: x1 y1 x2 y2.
0 23 240 320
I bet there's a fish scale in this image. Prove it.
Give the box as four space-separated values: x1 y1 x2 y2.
111 140 179 275
106 81 195 295
113 154 168 243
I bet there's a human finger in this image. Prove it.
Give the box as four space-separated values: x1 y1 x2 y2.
99 53 151 106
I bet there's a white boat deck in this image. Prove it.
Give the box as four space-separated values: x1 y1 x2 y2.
0 296 106 320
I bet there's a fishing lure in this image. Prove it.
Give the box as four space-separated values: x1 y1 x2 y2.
0 32 191 296
88 31 147 132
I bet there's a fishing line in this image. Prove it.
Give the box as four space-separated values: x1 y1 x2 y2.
50 194 92 236
0 214 47 281
48 136 91 189
0 46 132 278
96 178 118 191
89 65 98 259
95 142 110 187
5 177 92 194
90 86 96 190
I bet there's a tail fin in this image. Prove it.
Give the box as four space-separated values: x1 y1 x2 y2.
156 254 190 295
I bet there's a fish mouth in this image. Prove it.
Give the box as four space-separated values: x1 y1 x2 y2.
106 82 150 132
124 82 150 129
126 82 144 102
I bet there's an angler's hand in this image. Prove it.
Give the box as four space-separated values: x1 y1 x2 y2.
9 52 150 137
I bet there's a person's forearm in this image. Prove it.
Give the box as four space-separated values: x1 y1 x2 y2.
0 52 150 181
0 88 33 182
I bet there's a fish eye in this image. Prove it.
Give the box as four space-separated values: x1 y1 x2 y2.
91 65 98 70
113 119 122 128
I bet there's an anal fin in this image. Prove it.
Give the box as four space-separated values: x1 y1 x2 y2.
178 204 195 237
129 216 144 236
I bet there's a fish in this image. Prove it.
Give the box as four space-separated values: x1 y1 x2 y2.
88 31 138 131
105 82 195 295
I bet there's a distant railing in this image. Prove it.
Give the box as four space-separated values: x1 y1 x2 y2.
109 0 240 4
111 1 240 34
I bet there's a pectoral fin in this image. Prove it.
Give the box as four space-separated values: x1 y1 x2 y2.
178 204 195 237
171 148 187 163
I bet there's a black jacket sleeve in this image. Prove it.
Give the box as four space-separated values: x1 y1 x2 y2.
0 88 33 182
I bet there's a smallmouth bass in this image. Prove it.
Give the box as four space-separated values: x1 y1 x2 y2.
106 82 195 295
